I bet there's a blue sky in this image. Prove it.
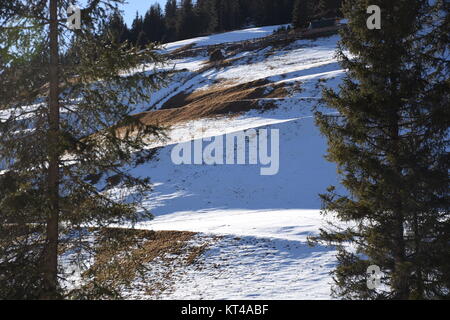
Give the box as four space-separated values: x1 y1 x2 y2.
120 0 167 26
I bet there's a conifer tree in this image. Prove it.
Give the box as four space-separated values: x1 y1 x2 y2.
176 0 198 40
317 0 342 19
143 4 166 43
314 0 449 299
224 0 242 30
195 0 218 33
0 0 166 299
130 12 145 47
164 0 178 42
277 0 296 25
104 12 130 44
292 0 311 29
206 0 220 33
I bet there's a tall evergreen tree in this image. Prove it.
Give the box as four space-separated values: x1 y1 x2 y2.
222 0 242 30
278 0 296 25
0 14 47 110
123 0 298 44
143 4 166 43
129 12 145 47
164 0 178 42
314 0 449 299
316 0 343 19
195 0 218 34
176 0 198 40
0 0 166 299
292 0 311 29
104 11 130 44
207 0 220 32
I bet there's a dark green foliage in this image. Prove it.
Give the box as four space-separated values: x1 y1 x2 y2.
314 0 450 299
164 0 178 42
101 0 342 45
0 0 167 299
129 12 145 47
292 0 312 29
0 17 48 109
143 4 166 43
196 0 219 33
316 0 343 18
176 0 198 40
111 0 300 45
104 12 130 44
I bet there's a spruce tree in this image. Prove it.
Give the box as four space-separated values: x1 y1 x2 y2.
164 0 178 42
314 0 449 299
176 0 198 40
226 0 242 30
278 0 296 25
104 12 130 44
195 0 218 34
292 0 311 29
316 0 343 19
143 4 166 43
129 12 145 47
206 0 219 33
0 0 166 299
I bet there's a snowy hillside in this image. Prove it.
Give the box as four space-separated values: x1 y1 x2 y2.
161 25 290 53
118 26 346 299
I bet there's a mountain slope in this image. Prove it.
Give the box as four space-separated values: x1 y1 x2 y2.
118 26 346 299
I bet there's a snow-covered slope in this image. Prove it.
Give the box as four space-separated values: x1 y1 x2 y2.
162 25 290 53
121 28 345 299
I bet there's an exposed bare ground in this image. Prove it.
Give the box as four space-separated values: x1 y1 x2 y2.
71 228 218 299
127 79 288 129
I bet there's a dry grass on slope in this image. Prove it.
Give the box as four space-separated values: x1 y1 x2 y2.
72 228 217 299
129 79 288 129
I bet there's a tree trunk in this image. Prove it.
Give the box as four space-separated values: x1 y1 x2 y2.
413 210 424 299
43 0 60 299
392 207 409 299
389 95 410 299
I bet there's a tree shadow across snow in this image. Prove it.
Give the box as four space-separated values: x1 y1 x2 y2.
133 117 342 216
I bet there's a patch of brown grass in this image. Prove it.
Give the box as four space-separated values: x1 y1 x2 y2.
127 79 288 129
169 43 197 56
185 243 209 265
78 228 199 298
